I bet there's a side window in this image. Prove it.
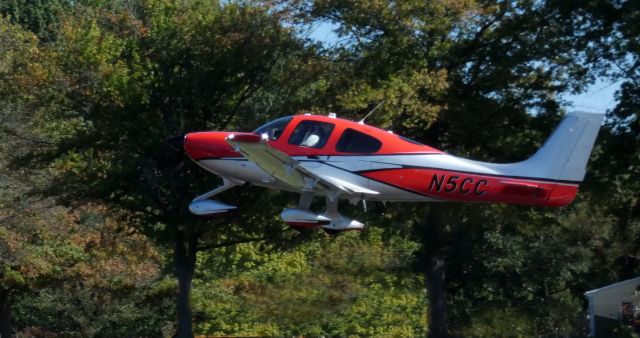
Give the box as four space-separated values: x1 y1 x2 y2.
254 116 292 141
288 120 335 149
336 128 382 153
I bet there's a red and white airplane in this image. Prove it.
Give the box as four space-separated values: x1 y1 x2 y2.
183 111 603 233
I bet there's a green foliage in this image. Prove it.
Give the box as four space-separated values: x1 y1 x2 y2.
0 0 71 41
1 0 640 337
461 308 536 338
14 285 175 337
444 201 612 336
301 1 640 336
3 1 334 336
192 229 427 337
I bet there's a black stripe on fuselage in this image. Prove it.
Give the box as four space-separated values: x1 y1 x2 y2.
315 160 438 199
355 165 580 185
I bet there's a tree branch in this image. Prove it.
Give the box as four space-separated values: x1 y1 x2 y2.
0 125 54 146
219 79 264 130
445 8 508 73
612 58 640 85
196 236 267 252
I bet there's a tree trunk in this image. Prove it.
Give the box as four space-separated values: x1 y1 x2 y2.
0 290 12 338
175 230 199 338
426 254 448 338
417 205 452 338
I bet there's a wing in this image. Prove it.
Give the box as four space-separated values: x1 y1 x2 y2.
226 133 378 196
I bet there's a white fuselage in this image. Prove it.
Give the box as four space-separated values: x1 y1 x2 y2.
194 152 575 202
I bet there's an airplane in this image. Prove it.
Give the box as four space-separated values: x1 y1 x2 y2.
182 111 603 233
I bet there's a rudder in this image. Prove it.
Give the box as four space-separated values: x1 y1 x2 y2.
523 111 604 182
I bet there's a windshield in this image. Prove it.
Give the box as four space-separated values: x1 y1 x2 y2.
254 116 292 141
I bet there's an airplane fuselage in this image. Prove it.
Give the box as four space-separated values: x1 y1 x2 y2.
182 112 602 231
185 113 590 207
196 153 578 205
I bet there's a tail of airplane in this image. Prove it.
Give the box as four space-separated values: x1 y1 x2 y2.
519 111 604 182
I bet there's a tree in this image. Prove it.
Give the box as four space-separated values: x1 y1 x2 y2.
10 204 169 337
576 0 640 281
1 19 171 336
0 17 79 337
193 228 426 336
4 0 639 336
14 1 327 336
0 0 71 41
300 0 609 335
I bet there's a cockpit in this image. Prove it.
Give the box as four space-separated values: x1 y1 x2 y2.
254 116 292 141
288 120 335 148
254 115 390 154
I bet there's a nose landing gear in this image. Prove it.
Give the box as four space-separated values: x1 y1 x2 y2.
188 178 240 218
189 199 236 217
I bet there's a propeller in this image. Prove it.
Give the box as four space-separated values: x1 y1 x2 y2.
166 135 185 155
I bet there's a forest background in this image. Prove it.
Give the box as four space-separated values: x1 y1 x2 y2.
0 0 639 337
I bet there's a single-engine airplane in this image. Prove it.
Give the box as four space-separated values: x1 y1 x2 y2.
183 111 603 233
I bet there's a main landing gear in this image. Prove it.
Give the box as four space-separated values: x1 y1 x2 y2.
280 191 364 234
188 181 364 234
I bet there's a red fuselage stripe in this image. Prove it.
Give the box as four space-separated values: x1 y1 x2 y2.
361 168 578 206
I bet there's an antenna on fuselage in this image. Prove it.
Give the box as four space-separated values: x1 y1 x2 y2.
358 100 385 124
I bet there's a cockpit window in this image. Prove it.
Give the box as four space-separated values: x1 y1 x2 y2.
254 116 292 141
288 120 335 149
336 128 382 153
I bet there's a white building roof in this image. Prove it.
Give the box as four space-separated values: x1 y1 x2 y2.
584 276 640 297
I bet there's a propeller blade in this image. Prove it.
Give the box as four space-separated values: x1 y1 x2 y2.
166 135 185 154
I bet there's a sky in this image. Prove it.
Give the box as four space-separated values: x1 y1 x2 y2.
563 79 620 113
307 22 619 113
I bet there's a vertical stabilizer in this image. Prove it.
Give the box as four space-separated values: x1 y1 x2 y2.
523 111 604 182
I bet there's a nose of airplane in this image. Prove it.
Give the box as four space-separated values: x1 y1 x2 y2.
183 132 239 160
